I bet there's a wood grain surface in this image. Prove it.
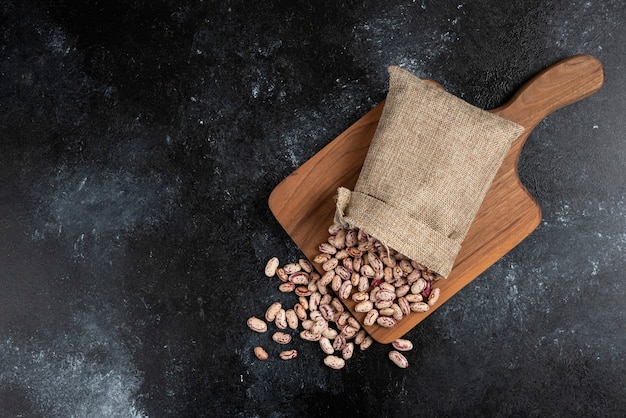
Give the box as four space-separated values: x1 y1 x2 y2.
268 54 604 344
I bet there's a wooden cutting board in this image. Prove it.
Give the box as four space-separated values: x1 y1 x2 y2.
268 55 604 344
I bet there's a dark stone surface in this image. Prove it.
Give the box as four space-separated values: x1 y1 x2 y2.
1 0 625 416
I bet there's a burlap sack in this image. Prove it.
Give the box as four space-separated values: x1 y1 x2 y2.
335 66 524 278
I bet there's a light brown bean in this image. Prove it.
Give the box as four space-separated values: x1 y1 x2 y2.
285 309 299 329
272 332 292 344
278 282 295 293
254 346 269 361
279 350 298 360
247 316 267 333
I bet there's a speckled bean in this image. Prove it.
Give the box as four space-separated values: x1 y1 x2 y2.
391 339 413 351
398 297 411 316
324 355 345 370
285 309 298 329
272 332 292 344
410 302 430 313
331 275 342 292
294 303 307 321
300 330 321 341
341 325 358 339
428 287 440 306
335 265 351 280
309 310 323 322
411 278 427 294
294 286 312 297
376 289 396 301
319 337 334 355
318 242 337 255
319 304 335 322
347 317 360 330
338 280 352 299
405 293 423 303
354 300 373 313
299 258 313 273
388 350 409 368
276 267 288 282
278 282 295 293
330 297 344 313
254 346 268 361
332 335 346 351
279 349 298 360
313 253 331 264
320 271 335 286
363 309 379 326
395 285 410 298
275 309 287 329
354 330 367 345
376 316 397 328
328 223 343 235
359 336 374 350
265 302 282 322
310 319 328 335
374 299 393 309
358 275 370 292
283 262 302 274
342 342 354 360
322 257 339 271
378 307 395 317
321 327 338 339
247 316 267 333
391 303 403 321
352 291 369 303
309 292 321 311
289 271 310 285
264 257 279 277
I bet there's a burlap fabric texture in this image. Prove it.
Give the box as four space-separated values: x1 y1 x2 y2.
335 66 524 278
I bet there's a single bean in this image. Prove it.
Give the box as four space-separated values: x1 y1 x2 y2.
388 350 409 368
272 332 292 344
264 257 279 277
279 350 298 360
324 355 345 370
254 346 269 361
247 316 267 333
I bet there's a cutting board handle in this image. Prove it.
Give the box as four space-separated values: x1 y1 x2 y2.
494 54 604 129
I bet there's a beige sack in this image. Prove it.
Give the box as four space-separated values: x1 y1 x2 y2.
335 66 524 278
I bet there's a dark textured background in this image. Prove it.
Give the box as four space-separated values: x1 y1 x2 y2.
1 0 625 416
